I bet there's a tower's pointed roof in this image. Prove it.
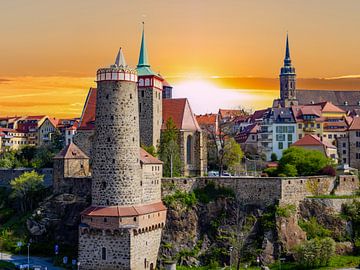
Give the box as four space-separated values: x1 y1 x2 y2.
115 47 126 67
137 23 150 68
284 33 291 66
136 23 157 77
54 142 89 159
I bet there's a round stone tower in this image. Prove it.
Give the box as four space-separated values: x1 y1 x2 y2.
91 48 141 206
79 48 167 270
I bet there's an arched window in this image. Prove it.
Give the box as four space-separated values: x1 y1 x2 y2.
139 79 144 86
102 247 106 260
186 135 192 164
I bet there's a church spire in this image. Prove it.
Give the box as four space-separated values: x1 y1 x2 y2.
284 33 291 66
137 22 150 68
115 47 126 67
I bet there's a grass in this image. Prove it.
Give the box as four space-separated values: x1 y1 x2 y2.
176 255 360 270
0 260 16 270
307 194 360 199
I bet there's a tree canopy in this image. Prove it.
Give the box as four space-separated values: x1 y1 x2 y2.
159 117 182 177
10 171 45 213
223 137 243 175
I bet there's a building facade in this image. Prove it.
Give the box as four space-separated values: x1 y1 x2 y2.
78 49 166 270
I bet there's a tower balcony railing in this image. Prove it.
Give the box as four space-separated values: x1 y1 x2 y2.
303 127 317 132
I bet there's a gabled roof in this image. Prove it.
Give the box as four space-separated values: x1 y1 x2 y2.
292 134 336 149
349 116 360 130
54 142 89 159
162 98 200 131
315 101 345 113
140 148 162 164
218 109 243 119
196 114 217 126
291 105 323 122
79 87 97 130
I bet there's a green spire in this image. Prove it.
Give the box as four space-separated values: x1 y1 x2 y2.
137 22 150 68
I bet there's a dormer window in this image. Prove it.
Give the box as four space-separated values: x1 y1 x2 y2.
344 101 348 106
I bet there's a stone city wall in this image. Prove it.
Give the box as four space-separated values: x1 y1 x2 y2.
53 177 91 197
335 175 359 195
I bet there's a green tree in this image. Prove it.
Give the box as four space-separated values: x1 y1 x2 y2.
31 146 55 168
294 237 335 268
278 147 332 176
270 152 278 162
0 151 16 168
142 145 157 157
281 163 298 177
159 117 182 177
223 137 243 175
10 171 45 212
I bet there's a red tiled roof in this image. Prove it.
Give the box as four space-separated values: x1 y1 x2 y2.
292 134 336 149
25 115 46 120
315 101 345 113
196 114 217 126
349 116 360 130
81 201 166 217
54 142 89 159
162 98 200 131
79 88 97 130
0 128 17 133
219 109 243 119
140 148 162 164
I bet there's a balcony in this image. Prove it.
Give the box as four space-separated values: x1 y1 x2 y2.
303 127 317 132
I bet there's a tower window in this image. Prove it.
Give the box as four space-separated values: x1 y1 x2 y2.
107 137 111 142
141 90 144 97
130 94 132 99
102 181 107 189
106 199 109 205
102 247 107 260
104 218 107 222
106 94 109 99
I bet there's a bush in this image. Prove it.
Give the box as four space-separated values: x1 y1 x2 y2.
281 164 298 177
320 165 336 176
163 190 197 208
276 204 296 218
271 153 278 162
298 217 331 239
263 167 277 177
294 237 335 268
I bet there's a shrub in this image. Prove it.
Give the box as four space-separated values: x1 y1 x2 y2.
263 167 277 177
276 204 296 218
163 190 197 208
271 153 278 162
298 217 331 239
294 237 335 268
320 165 336 176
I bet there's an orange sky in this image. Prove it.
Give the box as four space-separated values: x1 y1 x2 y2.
1 0 360 117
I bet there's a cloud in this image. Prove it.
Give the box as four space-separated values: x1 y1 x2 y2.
324 75 360 80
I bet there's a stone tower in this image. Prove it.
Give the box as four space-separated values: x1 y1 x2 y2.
137 24 163 148
78 48 166 270
280 34 297 107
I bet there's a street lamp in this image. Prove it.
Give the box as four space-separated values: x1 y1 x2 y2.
27 242 30 270
77 261 81 270
229 246 233 269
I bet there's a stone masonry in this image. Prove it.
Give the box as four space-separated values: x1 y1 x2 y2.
78 50 166 270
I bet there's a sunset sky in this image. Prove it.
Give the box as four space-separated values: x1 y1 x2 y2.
1 0 360 117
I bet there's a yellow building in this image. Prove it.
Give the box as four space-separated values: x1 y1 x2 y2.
292 104 324 140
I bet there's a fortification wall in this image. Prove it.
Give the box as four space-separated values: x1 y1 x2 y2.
335 175 359 195
0 168 53 188
54 177 91 197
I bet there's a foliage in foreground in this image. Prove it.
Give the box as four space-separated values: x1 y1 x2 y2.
298 217 331 240
264 147 334 177
10 171 45 213
293 237 335 269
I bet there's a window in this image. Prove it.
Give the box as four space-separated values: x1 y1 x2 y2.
299 134 303 139
288 126 295 133
298 124 302 129
317 124 320 128
141 90 144 97
328 134 332 139
278 142 283 150
101 247 106 260
287 134 292 141
357 131 360 137
139 103 142 113
186 135 192 164
356 141 360 148
342 142 346 148
343 150 346 154
343 158 347 163
276 134 285 141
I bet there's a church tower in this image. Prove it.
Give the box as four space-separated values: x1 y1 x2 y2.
280 34 297 107
78 48 166 270
137 23 163 148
